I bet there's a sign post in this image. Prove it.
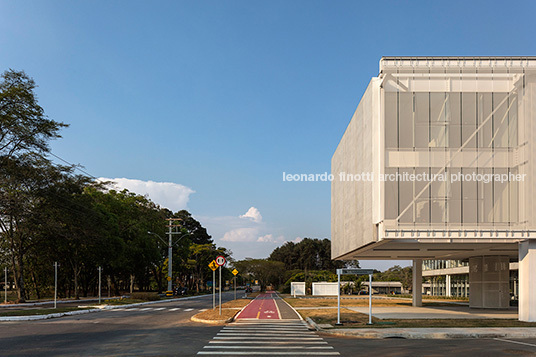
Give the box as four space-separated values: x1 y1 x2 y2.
232 269 238 300
215 256 226 315
336 268 375 326
208 260 218 309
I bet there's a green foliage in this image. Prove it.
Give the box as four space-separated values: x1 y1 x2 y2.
268 238 357 272
234 259 286 290
372 265 413 290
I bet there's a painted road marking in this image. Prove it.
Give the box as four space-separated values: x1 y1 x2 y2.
169 308 181 311
153 307 165 311
184 308 194 312
199 317 339 355
204 346 334 349
139 308 153 311
199 309 208 312
198 352 340 355
494 338 536 348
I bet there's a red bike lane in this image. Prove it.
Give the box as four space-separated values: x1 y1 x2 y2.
235 291 280 320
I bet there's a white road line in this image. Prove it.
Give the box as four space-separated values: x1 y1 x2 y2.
204 346 334 350
184 308 194 312
111 308 125 311
139 308 153 311
199 309 208 311
126 308 139 311
198 352 339 355
153 307 166 311
213 337 323 340
169 308 181 311
209 341 328 345
217 333 316 337
494 338 536 348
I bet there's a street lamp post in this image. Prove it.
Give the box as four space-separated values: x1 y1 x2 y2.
148 230 189 296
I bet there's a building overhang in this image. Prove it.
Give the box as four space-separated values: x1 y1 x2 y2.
334 238 521 261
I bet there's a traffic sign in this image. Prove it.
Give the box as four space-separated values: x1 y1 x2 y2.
167 276 171 281
208 260 218 271
216 255 226 266
232 269 238 276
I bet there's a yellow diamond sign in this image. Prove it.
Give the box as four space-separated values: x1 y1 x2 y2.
232 269 238 276
208 260 218 271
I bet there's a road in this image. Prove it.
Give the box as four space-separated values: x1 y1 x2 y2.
2 290 536 356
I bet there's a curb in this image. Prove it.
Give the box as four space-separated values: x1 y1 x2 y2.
0 294 209 322
318 327 536 340
191 313 236 325
305 317 320 331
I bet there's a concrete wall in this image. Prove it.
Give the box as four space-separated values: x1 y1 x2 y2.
290 282 305 296
312 282 339 296
469 256 509 309
331 79 381 259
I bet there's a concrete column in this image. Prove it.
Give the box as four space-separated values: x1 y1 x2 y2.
519 240 536 321
412 259 422 307
446 275 452 297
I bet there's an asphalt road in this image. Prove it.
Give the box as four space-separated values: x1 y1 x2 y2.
2 291 536 356
0 291 238 356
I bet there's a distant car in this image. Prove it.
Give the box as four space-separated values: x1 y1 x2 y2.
358 290 368 295
245 286 253 293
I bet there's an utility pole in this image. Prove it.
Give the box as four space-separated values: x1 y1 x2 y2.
98 266 102 304
149 218 188 298
219 265 222 315
54 262 59 309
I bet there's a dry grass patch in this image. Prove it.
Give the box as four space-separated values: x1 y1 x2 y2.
285 297 412 308
299 308 536 328
194 308 239 322
285 297 464 308
192 298 250 322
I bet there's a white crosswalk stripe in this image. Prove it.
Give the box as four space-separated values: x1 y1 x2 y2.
197 320 340 355
107 306 209 314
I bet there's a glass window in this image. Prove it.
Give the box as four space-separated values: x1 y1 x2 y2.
385 92 398 148
399 93 413 148
415 93 429 123
431 93 449 122
429 125 447 147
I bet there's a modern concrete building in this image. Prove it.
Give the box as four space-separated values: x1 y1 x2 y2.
331 57 536 321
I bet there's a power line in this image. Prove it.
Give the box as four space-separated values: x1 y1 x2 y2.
47 152 98 180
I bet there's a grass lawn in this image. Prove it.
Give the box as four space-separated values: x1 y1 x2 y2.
300 308 536 328
0 307 86 317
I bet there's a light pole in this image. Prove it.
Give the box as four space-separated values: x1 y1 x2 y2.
148 231 190 296
54 262 59 309
98 266 102 304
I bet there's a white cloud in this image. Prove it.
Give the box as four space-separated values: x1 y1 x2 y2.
257 234 285 243
99 177 195 212
221 227 259 242
240 207 262 223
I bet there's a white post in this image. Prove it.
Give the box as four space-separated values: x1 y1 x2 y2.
367 273 372 325
219 265 222 315
212 269 216 309
98 267 102 304
336 270 341 325
234 276 236 300
4 267 7 303
54 262 58 309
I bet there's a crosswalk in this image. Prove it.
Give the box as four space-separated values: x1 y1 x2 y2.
197 320 340 356
108 306 204 312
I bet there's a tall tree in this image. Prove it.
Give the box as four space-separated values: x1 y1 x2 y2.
0 69 66 157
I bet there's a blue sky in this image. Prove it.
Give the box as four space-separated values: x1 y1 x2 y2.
1 1 535 270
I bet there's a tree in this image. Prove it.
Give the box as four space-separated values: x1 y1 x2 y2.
269 238 355 271
0 69 67 157
234 259 285 290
